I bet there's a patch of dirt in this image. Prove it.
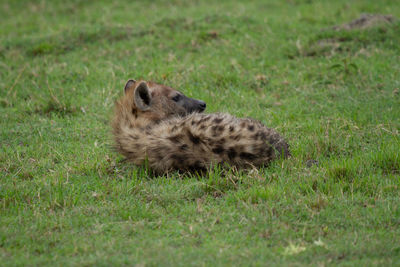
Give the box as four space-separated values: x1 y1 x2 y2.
329 14 396 31
296 14 399 57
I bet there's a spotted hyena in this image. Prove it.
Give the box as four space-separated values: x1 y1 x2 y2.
112 79 290 174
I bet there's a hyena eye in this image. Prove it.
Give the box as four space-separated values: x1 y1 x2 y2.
172 94 181 102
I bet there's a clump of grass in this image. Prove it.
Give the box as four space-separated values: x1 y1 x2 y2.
26 82 81 117
237 185 280 204
35 99 78 117
200 165 239 197
327 159 359 183
371 141 400 175
29 42 59 56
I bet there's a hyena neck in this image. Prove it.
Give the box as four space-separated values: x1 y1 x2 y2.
113 102 147 131
113 104 179 140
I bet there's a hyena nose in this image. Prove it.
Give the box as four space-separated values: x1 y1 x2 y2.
198 101 206 111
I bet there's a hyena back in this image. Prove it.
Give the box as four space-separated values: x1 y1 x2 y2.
112 80 290 174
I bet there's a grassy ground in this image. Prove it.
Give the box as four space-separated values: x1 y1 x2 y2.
1 0 400 266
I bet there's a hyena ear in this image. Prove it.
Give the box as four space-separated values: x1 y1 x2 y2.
124 79 136 94
134 81 152 111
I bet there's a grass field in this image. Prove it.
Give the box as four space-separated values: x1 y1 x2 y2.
1 0 400 266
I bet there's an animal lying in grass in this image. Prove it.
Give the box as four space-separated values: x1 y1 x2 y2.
112 80 290 174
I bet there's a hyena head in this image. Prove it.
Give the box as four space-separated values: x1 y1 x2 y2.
116 79 206 128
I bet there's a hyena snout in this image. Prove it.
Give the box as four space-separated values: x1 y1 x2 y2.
181 96 206 114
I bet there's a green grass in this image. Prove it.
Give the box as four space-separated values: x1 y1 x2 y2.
1 0 400 266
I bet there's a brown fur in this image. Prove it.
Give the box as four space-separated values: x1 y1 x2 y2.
112 80 290 174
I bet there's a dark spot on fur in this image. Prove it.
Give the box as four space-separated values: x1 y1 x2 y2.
188 161 206 172
229 126 235 132
172 154 185 162
211 125 218 135
151 147 167 160
171 125 178 132
260 132 267 140
240 121 246 128
227 148 237 160
253 133 260 140
231 134 241 141
198 115 211 124
129 134 138 140
126 151 135 156
212 125 224 136
131 108 138 119
168 134 183 143
194 160 202 166
248 125 255 131
200 125 206 130
212 146 224 154
240 152 256 160
208 140 216 146
213 117 223 124
186 130 200 144
262 146 274 157
180 144 188 150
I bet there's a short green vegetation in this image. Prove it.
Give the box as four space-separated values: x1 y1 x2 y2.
1 0 399 266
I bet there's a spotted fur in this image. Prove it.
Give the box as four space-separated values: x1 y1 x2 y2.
112 80 290 174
